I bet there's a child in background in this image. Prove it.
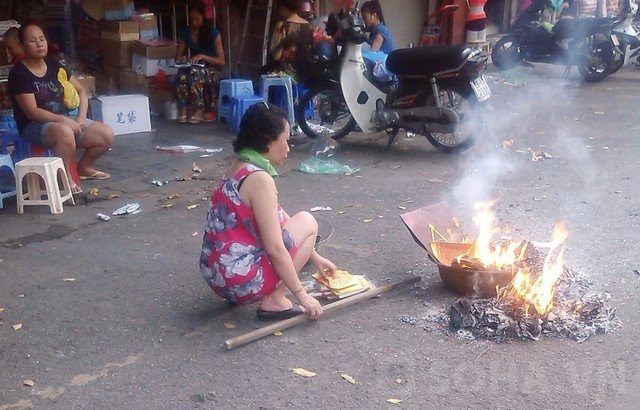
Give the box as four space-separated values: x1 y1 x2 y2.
361 0 395 54
360 1 394 82
4 27 25 64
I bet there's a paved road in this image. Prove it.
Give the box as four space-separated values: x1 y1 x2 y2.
1 65 639 409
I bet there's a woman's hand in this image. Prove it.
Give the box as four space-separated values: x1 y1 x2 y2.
62 116 83 136
76 116 88 127
190 54 206 64
295 292 323 319
313 254 337 277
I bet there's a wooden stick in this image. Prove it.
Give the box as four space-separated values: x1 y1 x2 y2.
225 276 421 350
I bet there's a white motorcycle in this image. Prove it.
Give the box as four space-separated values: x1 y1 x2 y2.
296 2 491 153
610 0 640 73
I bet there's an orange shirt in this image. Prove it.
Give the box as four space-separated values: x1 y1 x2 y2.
467 0 487 21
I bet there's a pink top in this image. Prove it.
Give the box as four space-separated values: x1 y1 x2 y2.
199 165 297 304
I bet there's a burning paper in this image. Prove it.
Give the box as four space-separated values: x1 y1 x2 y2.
400 201 621 343
400 266 621 343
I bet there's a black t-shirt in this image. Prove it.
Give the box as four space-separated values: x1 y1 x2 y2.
8 56 69 133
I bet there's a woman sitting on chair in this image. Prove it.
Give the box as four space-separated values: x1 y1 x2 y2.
8 21 114 195
175 0 225 123
265 0 315 82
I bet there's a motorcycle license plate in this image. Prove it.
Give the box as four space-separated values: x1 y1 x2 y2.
470 75 491 102
611 34 619 47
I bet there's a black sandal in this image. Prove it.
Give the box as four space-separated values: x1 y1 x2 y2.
256 305 304 321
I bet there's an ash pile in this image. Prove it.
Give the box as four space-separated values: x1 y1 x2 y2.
401 267 622 343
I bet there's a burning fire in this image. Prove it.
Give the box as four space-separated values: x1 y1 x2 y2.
466 200 525 270
455 200 569 316
497 222 569 316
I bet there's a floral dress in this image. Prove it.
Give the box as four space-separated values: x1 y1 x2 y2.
176 24 222 115
200 165 297 304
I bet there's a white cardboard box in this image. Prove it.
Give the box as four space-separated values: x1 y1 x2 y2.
132 54 178 77
91 94 151 135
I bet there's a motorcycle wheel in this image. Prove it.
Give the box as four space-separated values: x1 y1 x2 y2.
609 57 624 75
423 85 479 153
296 84 356 140
577 38 614 82
491 35 523 71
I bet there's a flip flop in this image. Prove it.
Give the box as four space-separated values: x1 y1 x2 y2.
70 184 83 195
256 305 304 321
188 116 203 124
177 115 187 123
79 170 111 180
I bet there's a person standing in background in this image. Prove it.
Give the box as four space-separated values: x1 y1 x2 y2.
465 0 488 43
564 0 600 17
605 0 620 16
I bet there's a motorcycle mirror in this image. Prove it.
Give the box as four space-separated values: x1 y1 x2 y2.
348 14 365 31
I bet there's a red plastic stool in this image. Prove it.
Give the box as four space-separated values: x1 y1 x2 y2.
30 145 81 187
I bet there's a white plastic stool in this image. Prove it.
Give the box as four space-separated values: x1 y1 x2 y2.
0 154 17 209
16 157 74 214
259 75 296 126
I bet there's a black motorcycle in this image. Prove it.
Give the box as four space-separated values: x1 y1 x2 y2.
491 0 618 82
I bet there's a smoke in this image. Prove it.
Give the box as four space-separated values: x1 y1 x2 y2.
451 151 514 209
447 68 598 227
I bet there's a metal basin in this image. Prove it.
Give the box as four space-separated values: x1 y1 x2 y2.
433 257 514 297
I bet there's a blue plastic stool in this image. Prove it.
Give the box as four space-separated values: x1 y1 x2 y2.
218 79 254 124
229 94 266 134
259 75 295 126
1 128 31 163
0 154 17 208
1 130 58 181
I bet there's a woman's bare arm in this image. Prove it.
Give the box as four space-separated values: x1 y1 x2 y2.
244 172 304 293
371 33 384 52
14 93 72 124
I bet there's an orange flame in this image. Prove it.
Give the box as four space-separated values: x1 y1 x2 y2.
468 200 524 269
497 222 569 316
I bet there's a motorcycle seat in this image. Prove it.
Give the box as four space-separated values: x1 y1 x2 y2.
386 45 472 76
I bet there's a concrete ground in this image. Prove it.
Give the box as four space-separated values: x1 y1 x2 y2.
1 65 640 409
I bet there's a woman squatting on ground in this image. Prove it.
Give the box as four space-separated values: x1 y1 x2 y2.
199 102 337 321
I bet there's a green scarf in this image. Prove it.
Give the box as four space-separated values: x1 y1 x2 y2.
238 148 278 177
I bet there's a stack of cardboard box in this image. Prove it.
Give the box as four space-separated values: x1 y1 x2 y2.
98 10 174 100
91 0 177 118
134 14 159 40
132 39 178 78
100 20 139 77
